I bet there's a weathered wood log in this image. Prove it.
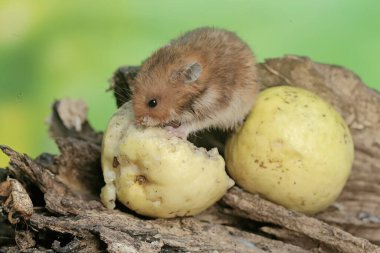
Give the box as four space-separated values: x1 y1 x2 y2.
223 187 380 253
1 55 379 252
1 145 308 252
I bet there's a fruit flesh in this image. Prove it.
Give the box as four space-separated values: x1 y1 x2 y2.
101 102 233 218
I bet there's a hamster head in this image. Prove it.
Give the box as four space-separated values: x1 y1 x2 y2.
132 52 205 128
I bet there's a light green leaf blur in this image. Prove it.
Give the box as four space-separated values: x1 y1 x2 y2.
1 0 379 167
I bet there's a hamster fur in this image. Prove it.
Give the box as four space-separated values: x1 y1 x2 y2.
131 27 258 138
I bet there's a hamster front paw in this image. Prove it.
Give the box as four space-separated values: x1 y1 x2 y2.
165 126 188 139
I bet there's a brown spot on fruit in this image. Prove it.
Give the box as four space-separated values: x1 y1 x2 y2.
135 175 147 185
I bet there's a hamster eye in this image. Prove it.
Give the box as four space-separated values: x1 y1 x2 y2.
148 99 157 108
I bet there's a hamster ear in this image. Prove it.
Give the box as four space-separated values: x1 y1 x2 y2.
182 62 202 83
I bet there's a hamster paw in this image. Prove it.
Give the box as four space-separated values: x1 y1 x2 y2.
165 126 188 139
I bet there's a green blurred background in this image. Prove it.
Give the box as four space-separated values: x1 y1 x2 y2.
1 0 379 167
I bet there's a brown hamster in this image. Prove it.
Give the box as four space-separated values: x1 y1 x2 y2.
131 27 258 138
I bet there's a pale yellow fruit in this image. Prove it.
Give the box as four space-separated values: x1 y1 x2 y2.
101 102 233 218
225 86 354 214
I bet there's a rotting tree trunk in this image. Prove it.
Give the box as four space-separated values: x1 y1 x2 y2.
1 55 380 252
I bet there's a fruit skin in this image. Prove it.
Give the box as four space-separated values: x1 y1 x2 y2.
100 102 233 218
225 86 354 214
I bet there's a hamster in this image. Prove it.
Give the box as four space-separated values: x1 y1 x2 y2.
131 27 258 138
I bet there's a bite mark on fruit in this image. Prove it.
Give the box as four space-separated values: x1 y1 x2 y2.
113 156 120 168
